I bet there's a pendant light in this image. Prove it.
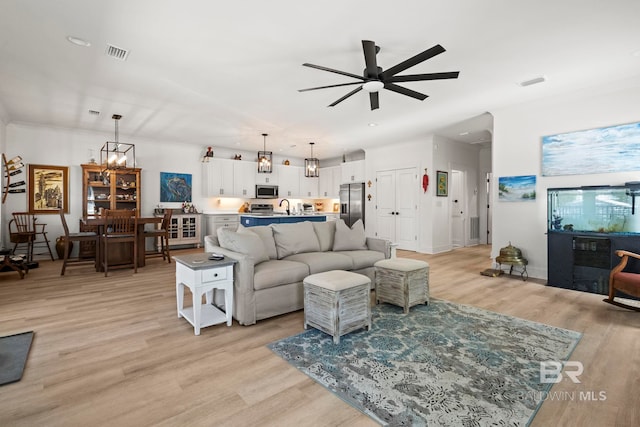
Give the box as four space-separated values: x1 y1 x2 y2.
257 133 272 173
305 142 320 177
100 114 135 171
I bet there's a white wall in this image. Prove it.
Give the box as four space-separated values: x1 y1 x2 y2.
491 76 640 280
1 123 267 251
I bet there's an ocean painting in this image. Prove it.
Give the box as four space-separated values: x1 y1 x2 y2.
498 175 536 202
160 172 192 202
542 121 640 176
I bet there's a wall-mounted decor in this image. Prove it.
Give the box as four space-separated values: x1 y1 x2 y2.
28 164 69 213
498 175 536 202
160 172 192 203
436 171 448 197
542 121 640 176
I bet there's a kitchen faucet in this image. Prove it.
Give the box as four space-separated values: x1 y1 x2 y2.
279 198 290 215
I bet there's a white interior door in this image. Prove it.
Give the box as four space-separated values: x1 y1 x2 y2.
394 168 417 250
376 168 417 251
451 170 465 248
376 170 395 242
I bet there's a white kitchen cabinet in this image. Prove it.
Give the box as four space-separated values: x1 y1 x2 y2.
202 159 233 197
277 165 300 198
299 175 319 198
205 213 239 237
234 161 256 198
318 165 341 198
255 167 278 185
341 160 365 184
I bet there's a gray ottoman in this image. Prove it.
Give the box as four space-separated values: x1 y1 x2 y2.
374 258 429 314
303 270 371 344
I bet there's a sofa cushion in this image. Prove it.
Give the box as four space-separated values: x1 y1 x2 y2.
271 221 321 259
336 250 386 270
217 227 269 264
253 259 310 290
284 251 353 274
237 224 278 259
333 219 367 251
312 220 336 252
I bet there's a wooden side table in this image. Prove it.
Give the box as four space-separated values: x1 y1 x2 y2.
173 254 237 335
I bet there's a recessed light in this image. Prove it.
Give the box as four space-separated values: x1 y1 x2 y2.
459 131 469 136
368 123 378 127
66 36 91 47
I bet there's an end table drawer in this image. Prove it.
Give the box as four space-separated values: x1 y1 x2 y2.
202 267 228 283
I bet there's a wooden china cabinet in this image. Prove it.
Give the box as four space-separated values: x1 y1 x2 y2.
79 164 142 258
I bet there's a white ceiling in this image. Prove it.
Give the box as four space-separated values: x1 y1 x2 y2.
1 0 639 159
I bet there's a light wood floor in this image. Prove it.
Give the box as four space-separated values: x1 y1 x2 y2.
0 246 638 426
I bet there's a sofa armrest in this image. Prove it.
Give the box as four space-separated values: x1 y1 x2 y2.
366 237 391 259
203 240 258 325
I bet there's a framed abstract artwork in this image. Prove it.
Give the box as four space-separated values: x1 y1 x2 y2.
28 164 69 214
542 121 640 176
436 171 448 197
160 172 192 203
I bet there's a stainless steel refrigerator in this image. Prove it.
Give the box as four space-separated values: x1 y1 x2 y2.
339 183 365 227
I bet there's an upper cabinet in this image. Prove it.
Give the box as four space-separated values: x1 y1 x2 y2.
276 164 300 198
203 158 256 197
82 164 141 217
255 166 278 185
318 165 341 198
299 175 319 198
340 160 365 184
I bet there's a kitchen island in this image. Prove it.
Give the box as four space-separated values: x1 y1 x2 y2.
240 214 326 227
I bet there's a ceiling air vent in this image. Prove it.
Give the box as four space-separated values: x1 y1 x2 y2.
105 43 129 61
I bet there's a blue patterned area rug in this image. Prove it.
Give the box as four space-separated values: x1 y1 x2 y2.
268 300 581 426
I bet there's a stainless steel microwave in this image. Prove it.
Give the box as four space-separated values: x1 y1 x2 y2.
255 184 279 199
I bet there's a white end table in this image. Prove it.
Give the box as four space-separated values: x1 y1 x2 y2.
173 253 237 335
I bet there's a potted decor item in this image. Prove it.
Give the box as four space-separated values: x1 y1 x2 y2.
55 237 73 260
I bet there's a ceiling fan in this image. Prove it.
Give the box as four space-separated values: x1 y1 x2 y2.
299 40 459 110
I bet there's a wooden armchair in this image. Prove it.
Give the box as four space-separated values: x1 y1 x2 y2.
604 250 640 311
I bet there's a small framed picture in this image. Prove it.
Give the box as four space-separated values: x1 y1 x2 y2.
436 171 448 197
28 164 69 213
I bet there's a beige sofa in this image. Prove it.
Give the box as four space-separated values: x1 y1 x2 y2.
204 219 390 325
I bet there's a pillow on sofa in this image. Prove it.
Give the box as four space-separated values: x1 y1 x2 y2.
237 224 278 259
333 219 367 251
217 227 269 264
313 220 336 252
271 221 321 259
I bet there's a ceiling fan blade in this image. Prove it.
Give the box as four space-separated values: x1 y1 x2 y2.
380 44 446 79
389 71 460 83
369 92 379 110
329 86 363 107
384 83 428 101
298 81 366 92
362 40 378 78
303 63 365 81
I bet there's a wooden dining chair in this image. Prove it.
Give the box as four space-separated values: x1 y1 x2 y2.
8 212 37 262
59 209 99 275
144 210 172 263
101 209 138 277
604 249 640 311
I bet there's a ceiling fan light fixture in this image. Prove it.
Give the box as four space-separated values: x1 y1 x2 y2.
362 80 384 93
305 142 320 178
257 133 272 173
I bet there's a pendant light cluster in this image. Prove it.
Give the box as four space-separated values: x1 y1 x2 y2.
305 142 320 177
257 133 272 173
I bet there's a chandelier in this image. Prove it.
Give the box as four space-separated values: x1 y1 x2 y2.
257 133 273 173
305 142 319 177
100 114 135 171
